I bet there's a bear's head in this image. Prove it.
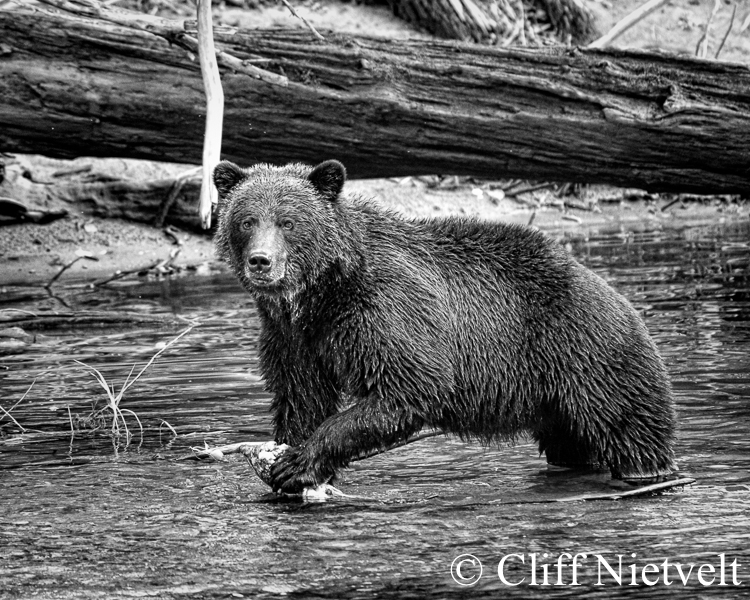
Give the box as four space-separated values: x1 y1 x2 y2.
213 159 348 299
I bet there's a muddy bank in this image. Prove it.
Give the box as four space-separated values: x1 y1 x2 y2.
2 169 748 287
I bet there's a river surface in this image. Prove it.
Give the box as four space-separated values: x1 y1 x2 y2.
1 216 749 599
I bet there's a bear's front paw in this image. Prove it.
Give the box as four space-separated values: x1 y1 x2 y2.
269 445 335 495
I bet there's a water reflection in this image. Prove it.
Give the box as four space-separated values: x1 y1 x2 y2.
1 218 749 598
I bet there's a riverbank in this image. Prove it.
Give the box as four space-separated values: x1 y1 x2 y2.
1 174 747 287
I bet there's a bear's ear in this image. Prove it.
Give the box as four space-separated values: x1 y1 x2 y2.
309 160 346 201
213 161 247 198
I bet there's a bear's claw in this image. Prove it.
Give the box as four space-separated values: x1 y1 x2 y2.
269 445 334 495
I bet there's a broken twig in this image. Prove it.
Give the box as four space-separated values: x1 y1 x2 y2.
486 477 697 504
154 166 201 228
187 429 442 461
279 0 325 41
93 247 182 287
45 254 98 289
552 477 696 502
714 3 737 59
587 0 669 49
505 182 554 198
178 33 288 87
741 10 750 33
696 0 722 58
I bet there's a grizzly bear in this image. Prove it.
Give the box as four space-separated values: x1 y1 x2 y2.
214 159 676 494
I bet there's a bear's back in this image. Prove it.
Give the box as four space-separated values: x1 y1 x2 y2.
345 202 577 317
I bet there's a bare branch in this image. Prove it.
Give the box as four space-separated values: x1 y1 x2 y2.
587 0 669 49
279 0 325 41
696 0 722 58
715 2 737 60
196 0 223 229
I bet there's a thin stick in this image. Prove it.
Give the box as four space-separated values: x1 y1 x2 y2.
279 0 325 41
488 477 697 504
154 166 201 228
189 441 264 458
179 34 289 88
188 430 442 461
45 255 92 289
93 262 159 286
696 0 722 58
587 0 669 49
196 0 224 230
505 182 554 197
93 247 181 287
714 3 737 60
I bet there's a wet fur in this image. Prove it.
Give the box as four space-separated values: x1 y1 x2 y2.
214 161 677 493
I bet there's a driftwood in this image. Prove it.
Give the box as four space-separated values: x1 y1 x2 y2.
0 155 202 229
2 5 750 194
196 0 223 228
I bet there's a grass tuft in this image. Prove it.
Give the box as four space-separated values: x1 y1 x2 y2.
74 325 194 446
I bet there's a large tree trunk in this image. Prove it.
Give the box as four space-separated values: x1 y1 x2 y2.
1 7 750 194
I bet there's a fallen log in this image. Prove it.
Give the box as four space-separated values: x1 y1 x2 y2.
0 155 201 230
2 5 750 194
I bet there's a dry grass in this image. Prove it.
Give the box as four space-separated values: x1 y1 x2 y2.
74 325 195 445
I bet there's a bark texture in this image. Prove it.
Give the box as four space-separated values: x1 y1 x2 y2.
2 8 750 193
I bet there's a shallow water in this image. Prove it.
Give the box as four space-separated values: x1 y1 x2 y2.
1 218 749 599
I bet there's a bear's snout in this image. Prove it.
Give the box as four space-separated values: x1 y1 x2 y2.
242 220 288 289
248 252 273 274
243 249 287 289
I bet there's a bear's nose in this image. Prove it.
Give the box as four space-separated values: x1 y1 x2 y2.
248 253 272 274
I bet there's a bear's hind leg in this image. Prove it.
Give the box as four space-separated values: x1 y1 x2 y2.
535 424 676 481
536 431 606 471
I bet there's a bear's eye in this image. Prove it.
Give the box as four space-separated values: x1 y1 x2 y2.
241 220 253 231
281 219 295 231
